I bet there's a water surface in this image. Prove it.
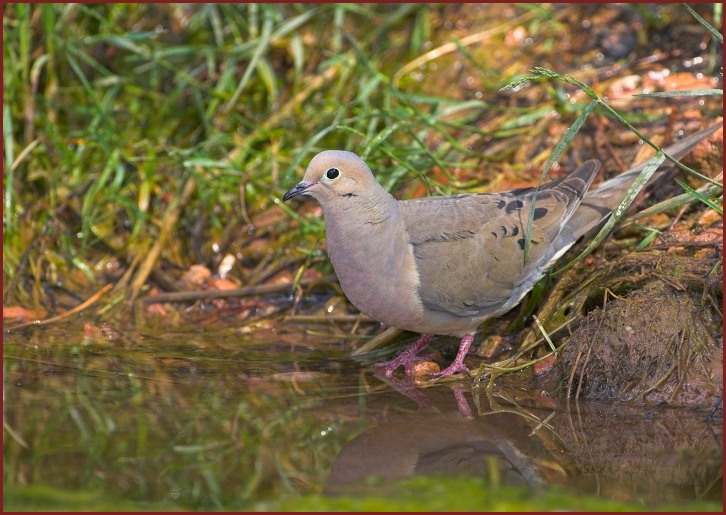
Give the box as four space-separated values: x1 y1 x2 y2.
3 322 722 511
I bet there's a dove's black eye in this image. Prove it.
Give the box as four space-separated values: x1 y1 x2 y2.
326 168 340 180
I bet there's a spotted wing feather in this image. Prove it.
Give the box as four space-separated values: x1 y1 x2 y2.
401 160 601 317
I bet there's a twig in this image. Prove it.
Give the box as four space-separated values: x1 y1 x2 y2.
3 420 28 449
349 326 403 356
140 277 335 304
284 314 375 323
5 283 113 332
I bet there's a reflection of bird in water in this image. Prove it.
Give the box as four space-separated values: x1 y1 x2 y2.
326 382 564 494
327 377 724 504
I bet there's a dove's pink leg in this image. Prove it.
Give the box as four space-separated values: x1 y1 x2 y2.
433 333 474 378
374 334 433 377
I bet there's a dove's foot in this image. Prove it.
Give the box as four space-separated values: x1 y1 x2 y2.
373 333 433 377
432 333 474 379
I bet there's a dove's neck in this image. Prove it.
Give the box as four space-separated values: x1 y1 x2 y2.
322 186 398 225
321 188 401 256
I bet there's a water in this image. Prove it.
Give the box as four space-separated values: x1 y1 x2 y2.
3 322 722 511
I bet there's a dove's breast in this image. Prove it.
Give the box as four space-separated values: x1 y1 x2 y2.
321 200 430 332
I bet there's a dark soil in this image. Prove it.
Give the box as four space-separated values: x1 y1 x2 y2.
537 223 723 409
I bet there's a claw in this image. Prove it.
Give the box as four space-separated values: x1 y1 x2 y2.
433 362 470 379
373 334 433 377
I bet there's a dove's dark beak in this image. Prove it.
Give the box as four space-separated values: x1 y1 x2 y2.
283 181 316 202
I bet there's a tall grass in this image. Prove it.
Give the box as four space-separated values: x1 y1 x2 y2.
3 4 475 309
2 3 721 313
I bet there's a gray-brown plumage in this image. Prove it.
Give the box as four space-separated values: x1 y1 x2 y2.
283 124 720 378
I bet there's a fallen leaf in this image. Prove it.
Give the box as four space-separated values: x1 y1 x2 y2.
533 354 557 376
3 305 47 321
181 264 212 289
209 277 240 291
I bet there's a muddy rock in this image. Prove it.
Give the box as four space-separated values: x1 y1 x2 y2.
522 198 725 411
556 279 722 406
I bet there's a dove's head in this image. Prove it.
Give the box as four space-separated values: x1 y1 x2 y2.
282 150 382 205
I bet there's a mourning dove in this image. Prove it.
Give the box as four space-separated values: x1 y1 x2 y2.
283 124 721 379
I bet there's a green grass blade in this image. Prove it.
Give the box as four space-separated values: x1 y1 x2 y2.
635 89 723 97
634 224 662 250
225 12 274 111
675 178 723 215
625 180 724 222
542 100 598 177
3 104 15 227
17 4 30 84
683 3 723 44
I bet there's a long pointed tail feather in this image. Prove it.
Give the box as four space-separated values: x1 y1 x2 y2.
570 122 722 239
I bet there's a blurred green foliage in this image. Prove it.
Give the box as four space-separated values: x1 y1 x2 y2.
3 3 492 309
3 3 721 310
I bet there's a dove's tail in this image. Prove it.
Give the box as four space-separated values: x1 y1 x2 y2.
568 121 722 240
